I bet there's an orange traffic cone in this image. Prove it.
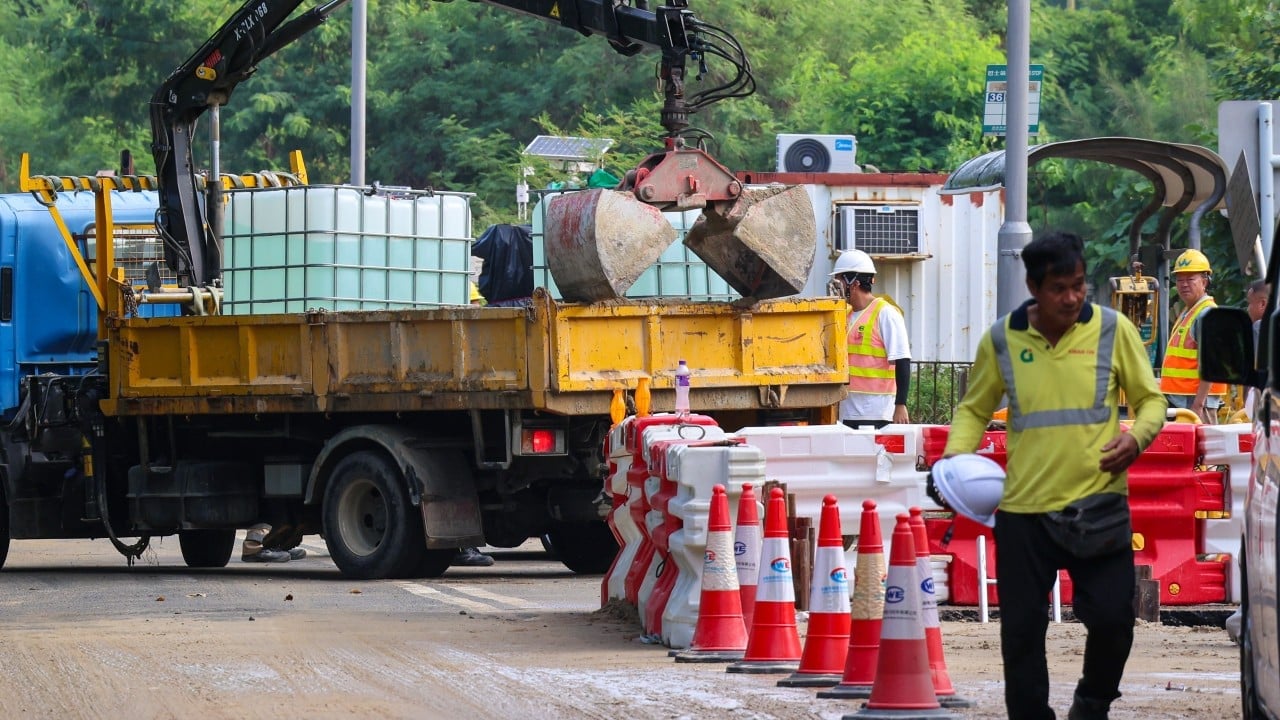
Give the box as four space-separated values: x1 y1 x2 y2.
848 514 956 719
726 487 802 674
779 494 851 687
909 507 973 708
818 499 885 700
734 483 762 633
674 484 748 663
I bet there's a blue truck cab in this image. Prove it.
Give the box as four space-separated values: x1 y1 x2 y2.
0 190 171 418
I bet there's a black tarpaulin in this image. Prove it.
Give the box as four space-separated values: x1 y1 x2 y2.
471 223 534 304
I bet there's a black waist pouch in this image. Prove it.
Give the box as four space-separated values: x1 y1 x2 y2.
1040 492 1132 559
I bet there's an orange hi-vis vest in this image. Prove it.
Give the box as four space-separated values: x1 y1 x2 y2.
847 297 895 395
1160 294 1228 395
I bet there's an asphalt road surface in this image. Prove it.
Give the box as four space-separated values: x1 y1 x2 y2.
0 535 1244 719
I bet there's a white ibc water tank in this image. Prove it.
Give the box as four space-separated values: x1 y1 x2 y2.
222 185 475 314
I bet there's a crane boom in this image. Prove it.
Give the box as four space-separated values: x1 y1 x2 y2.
149 0 813 303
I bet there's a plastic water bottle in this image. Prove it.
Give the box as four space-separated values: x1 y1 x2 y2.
674 360 691 416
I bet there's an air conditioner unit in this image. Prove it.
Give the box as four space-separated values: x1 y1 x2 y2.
835 204 922 255
776 134 859 173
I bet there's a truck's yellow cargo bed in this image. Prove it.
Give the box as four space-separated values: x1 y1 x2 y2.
103 290 847 417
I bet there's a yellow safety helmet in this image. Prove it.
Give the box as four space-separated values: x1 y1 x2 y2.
1172 248 1212 276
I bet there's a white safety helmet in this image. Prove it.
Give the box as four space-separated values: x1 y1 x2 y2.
926 454 1006 528
829 249 877 277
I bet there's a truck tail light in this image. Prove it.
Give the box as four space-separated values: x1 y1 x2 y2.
520 428 564 454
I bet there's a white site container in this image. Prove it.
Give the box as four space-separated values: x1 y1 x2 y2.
222 185 474 313
529 190 737 301
737 171 1003 362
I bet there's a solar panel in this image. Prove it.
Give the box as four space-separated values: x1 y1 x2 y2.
523 135 614 161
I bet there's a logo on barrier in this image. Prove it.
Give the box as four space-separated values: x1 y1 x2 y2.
734 541 746 556
885 585 905 603
830 567 849 584
920 577 935 594
704 549 717 565
770 557 791 573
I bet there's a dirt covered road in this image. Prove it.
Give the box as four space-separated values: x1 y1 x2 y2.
0 606 1240 719
0 538 1241 719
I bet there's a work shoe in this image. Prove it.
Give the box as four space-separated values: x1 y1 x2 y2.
287 547 307 561
242 548 292 563
1067 692 1111 720
453 547 494 567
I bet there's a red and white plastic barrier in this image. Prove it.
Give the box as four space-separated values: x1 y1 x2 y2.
661 441 765 648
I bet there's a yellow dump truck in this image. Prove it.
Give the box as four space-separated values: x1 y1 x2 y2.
0 1 841 580
100 288 845 578
0 166 844 579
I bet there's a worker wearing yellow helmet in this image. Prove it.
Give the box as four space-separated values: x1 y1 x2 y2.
1159 248 1227 422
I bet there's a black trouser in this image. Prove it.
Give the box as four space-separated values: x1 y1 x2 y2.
842 419 891 430
994 511 1135 720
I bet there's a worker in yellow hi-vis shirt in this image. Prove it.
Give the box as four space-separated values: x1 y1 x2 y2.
943 231 1166 720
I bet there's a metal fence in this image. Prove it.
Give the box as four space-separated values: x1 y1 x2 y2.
908 361 972 425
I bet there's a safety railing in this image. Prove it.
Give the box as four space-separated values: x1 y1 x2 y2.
909 361 971 425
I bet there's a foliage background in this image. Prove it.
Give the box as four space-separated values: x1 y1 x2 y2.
0 0 1276 305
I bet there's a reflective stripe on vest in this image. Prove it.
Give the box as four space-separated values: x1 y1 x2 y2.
847 297 895 394
990 307 1116 432
1159 295 1227 394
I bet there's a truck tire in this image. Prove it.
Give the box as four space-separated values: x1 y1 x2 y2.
1239 554 1265 720
546 521 617 575
323 450 424 580
0 489 9 570
178 529 236 568
401 548 454 579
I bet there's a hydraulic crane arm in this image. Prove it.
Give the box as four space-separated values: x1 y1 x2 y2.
150 0 352 288
460 0 754 138
150 0 810 304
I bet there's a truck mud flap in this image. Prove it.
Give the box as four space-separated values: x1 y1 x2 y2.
405 448 485 550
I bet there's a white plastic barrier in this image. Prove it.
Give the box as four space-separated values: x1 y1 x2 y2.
931 556 951 605
661 442 766 649
602 418 637 603
873 424 928 490
733 424 930 571
635 422 726 628
1198 423 1251 603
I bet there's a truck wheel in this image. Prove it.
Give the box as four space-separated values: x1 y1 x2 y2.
179 529 236 568
1239 556 1265 720
0 489 9 570
401 549 454 579
546 522 617 575
323 451 423 579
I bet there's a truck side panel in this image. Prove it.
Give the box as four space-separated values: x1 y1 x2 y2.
103 292 847 417
549 299 845 390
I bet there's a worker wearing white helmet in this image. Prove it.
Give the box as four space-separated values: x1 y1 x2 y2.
1159 248 1227 423
828 249 912 428
942 230 1166 720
